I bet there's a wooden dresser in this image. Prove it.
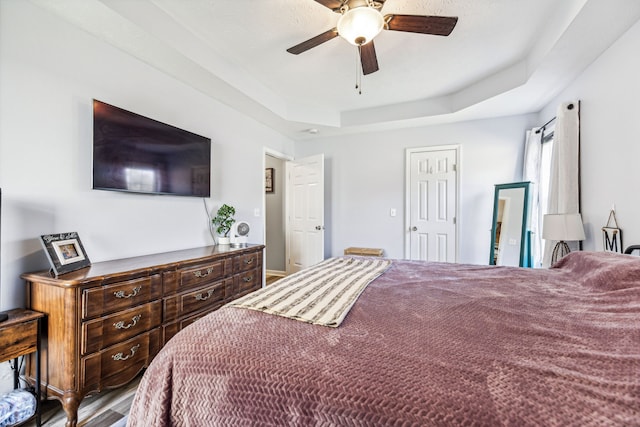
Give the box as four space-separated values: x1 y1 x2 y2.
22 244 263 427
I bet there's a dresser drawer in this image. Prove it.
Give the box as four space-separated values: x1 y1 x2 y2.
163 310 211 345
163 279 229 322
233 251 261 273
81 301 162 355
235 267 261 296
179 260 225 288
82 275 161 319
81 329 161 392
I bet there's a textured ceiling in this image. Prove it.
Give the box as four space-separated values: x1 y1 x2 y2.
30 0 640 139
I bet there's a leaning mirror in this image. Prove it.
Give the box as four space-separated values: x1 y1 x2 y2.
489 182 532 267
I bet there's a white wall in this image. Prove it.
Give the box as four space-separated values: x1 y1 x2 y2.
0 1 294 310
295 114 537 265
538 18 640 251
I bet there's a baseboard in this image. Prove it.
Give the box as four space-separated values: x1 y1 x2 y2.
266 269 286 277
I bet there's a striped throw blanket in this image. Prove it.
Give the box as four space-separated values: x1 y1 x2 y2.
227 257 392 327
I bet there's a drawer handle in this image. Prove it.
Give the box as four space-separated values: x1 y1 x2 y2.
194 267 214 278
111 344 140 361
113 314 142 330
114 286 142 299
195 289 215 301
244 258 254 265
243 276 253 283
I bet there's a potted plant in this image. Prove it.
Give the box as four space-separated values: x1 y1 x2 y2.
212 204 236 245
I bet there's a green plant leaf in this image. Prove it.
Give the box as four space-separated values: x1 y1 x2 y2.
212 204 236 237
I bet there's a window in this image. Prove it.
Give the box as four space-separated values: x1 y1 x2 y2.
537 125 554 264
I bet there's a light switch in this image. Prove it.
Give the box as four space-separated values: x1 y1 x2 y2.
390 208 397 217
254 208 260 217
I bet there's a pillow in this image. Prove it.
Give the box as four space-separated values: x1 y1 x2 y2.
0 389 36 427
552 251 640 291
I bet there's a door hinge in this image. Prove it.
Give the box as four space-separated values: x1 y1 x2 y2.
453 217 457 225
452 164 457 172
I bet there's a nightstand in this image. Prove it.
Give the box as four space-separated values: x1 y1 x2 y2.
0 309 45 427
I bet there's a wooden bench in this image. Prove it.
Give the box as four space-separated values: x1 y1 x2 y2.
344 247 384 257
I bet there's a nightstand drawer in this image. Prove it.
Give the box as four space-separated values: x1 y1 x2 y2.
0 320 38 361
82 275 162 319
81 301 162 355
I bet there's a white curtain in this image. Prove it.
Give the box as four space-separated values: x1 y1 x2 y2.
523 128 542 267
543 101 581 267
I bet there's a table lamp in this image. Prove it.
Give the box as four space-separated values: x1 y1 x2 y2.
542 213 586 264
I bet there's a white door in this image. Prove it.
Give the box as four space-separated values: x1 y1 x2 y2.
406 147 458 262
286 154 324 274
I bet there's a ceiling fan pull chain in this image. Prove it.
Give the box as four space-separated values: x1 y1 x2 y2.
356 45 362 95
355 45 359 91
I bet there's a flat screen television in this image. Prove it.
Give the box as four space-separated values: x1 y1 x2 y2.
93 100 211 197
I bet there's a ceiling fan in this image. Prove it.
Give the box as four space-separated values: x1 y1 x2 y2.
286 0 458 76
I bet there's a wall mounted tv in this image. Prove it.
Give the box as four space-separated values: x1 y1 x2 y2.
93 99 211 197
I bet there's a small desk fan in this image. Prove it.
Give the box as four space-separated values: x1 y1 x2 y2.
230 221 250 247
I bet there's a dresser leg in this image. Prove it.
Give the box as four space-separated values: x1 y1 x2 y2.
62 393 80 427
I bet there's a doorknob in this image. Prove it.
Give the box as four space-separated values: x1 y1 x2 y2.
411 226 418 232
315 225 324 230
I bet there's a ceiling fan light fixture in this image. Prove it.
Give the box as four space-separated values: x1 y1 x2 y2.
337 7 384 46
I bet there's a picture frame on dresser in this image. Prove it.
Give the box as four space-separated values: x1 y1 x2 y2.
40 232 91 276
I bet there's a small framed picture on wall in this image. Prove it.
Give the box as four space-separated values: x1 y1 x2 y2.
265 167 274 193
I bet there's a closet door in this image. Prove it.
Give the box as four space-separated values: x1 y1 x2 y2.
406 147 458 262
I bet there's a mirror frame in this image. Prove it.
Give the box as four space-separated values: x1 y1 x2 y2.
489 181 532 267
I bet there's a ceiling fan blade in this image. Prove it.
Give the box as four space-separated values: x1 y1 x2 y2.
286 28 339 55
360 41 379 75
384 14 458 36
314 0 343 10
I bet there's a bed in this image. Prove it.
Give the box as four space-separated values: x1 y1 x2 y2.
127 251 640 426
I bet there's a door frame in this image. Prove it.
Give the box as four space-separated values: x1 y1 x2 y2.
263 148 293 279
404 145 460 261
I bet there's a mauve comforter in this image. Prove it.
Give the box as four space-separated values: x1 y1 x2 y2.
128 252 640 426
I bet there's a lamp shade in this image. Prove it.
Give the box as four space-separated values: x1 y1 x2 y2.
337 7 384 46
542 213 586 241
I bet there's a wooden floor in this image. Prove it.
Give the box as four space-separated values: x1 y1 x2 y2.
23 375 140 427
266 274 283 285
